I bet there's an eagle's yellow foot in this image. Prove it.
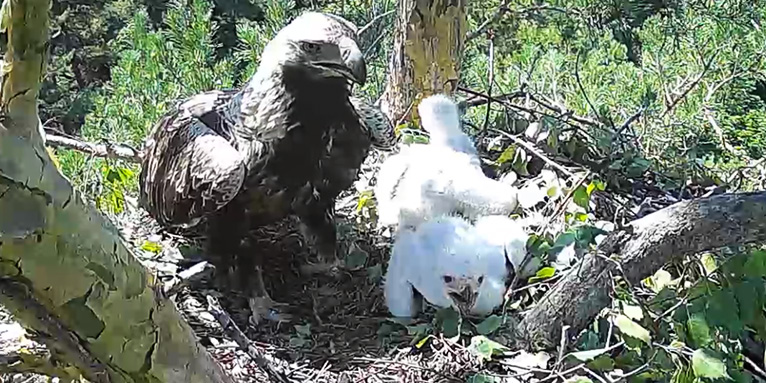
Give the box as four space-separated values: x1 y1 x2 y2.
247 267 293 325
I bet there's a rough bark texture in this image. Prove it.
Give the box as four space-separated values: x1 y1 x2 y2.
0 1 232 382
379 0 467 124
514 192 766 350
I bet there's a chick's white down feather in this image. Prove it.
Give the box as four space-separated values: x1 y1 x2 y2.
375 95 519 230
384 215 528 317
417 94 478 156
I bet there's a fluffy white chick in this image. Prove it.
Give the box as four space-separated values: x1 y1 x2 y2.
384 214 529 318
418 94 478 156
375 95 518 230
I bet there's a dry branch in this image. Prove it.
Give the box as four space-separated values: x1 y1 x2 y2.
514 191 766 350
45 133 143 163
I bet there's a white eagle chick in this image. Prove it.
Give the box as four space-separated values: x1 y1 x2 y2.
417 94 478 156
375 95 518 229
384 214 529 318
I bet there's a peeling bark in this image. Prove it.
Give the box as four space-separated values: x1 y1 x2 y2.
514 192 766 350
379 0 467 124
0 0 232 382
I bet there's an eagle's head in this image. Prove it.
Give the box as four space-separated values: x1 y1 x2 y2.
262 11 367 85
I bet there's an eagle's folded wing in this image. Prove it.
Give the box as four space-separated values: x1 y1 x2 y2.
139 90 247 228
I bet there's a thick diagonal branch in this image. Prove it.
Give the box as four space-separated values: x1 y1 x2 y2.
515 192 766 350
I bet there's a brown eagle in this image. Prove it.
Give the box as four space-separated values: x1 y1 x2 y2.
138 12 393 321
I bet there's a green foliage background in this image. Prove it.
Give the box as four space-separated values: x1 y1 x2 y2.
40 0 766 380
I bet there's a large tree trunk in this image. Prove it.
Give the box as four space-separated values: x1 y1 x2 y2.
379 0 467 124
0 1 232 382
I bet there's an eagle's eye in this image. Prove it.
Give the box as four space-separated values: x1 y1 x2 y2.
301 42 321 53
443 275 453 284
478 276 484 284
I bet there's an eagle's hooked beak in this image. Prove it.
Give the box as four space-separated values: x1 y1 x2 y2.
316 37 366 85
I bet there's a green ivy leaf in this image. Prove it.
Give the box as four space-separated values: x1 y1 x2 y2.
140 240 163 254
643 269 673 293
294 323 311 337
529 267 556 282
614 314 651 345
496 145 516 165
691 349 730 380
344 246 368 270
475 315 503 335
587 355 615 371
469 335 508 362
435 308 460 338
572 185 590 209
687 314 712 348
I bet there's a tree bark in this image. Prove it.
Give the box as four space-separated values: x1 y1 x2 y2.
514 191 766 350
0 1 232 382
379 0 467 124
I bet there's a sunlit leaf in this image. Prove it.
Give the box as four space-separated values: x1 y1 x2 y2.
614 314 651 345
687 314 712 348
691 349 730 380
469 335 508 362
475 315 502 335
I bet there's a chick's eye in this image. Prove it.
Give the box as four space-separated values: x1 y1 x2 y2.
442 275 453 284
302 42 320 53
478 276 484 284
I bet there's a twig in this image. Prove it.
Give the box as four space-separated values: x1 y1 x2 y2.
206 295 294 383
163 261 215 296
466 4 577 41
574 50 609 128
482 31 496 134
44 133 143 163
489 128 574 177
358 10 395 36
661 51 718 119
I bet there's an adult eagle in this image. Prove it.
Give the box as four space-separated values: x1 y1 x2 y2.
139 12 387 321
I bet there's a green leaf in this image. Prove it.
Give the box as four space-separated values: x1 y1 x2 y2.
700 253 718 274
529 267 555 282
344 246 368 269
547 185 558 197
572 185 590 209
744 249 766 277
294 323 311 337
691 349 730 380
356 190 374 213
587 355 615 371
475 315 503 335
140 240 163 254
687 314 712 348
614 314 651 345
621 303 644 321
496 145 516 165
435 308 460 338
469 335 508 362
563 376 593 383
643 269 673 293
706 289 744 336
